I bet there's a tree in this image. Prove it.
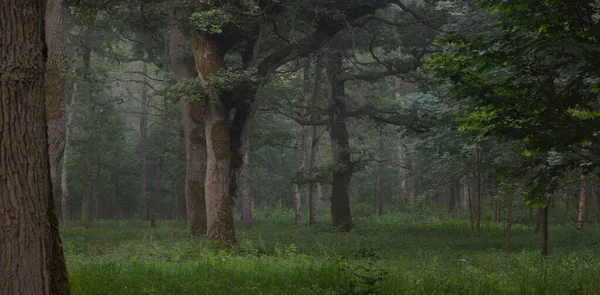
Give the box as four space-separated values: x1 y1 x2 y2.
169 9 208 235
0 0 71 293
45 0 69 185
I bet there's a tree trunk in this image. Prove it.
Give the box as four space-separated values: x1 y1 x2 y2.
240 119 253 229
293 61 311 227
45 0 68 186
0 0 71 292
138 59 149 220
577 174 586 233
534 208 542 233
541 205 549 255
326 49 353 232
592 182 598 224
80 33 93 227
376 131 385 216
448 180 457 216
308 54 325 225
168 11 207 235
193 36 236 246
504 182 514 251
60 56 78 224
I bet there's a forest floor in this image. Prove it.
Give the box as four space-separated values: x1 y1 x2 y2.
61 210 600 294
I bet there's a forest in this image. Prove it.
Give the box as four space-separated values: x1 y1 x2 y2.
1 0 600 294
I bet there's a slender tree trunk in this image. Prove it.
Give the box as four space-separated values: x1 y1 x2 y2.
169 11 207 235
240 119 253 229
80 33 93 227
592 182 598 224
45 0 68 186
326 49 353 232
60 57 77 224
448 180 457 216
308 54 325 225
504 182 514 251
0 0 71 291
377 131 385 216
293 61 311 227
577 174 586 233
139 59 149 220
534 208 542 233
541 205 549 255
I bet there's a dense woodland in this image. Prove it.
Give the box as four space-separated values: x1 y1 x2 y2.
2 0 600 294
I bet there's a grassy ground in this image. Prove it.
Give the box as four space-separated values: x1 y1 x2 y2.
62 210 600 294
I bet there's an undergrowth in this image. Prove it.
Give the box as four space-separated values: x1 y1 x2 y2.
61 211 600 294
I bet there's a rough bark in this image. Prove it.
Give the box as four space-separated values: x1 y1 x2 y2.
193 36 236 246
308 54 325 225
577 174 586 233
326 49 353 232
169 11 207 235
541 205 549 255
138 59 149 220
45 0 68 186
0 0 71 292
60 57 78 224
504 183 514 251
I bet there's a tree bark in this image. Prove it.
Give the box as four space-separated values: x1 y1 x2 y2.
577 174 586 233
308 54 325 225
60 56 78 224
45 0 68 186
168 11 207 235
0 0 71 292
138 59 149 220
326 49 353 232
192 36 236 246
504 182 514 251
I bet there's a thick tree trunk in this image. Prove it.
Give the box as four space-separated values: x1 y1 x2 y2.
0 0 71 292
376 131 385 216
541 205 549 255
193 36 236 246
60 58 78 224
308 54 325 225
45 0 68 186
138 60 149 220
577 174 586 233
240 119 253 229
326 49 353 232
504 183 514 251
169 12 207 235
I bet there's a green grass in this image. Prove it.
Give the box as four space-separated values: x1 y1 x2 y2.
61 210 600 294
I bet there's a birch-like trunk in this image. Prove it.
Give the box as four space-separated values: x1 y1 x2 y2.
577 174 586 233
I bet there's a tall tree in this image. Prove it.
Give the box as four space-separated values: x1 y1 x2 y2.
60 55 79 224
0 0 71 292
45 0 68 185
168 11 207 235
